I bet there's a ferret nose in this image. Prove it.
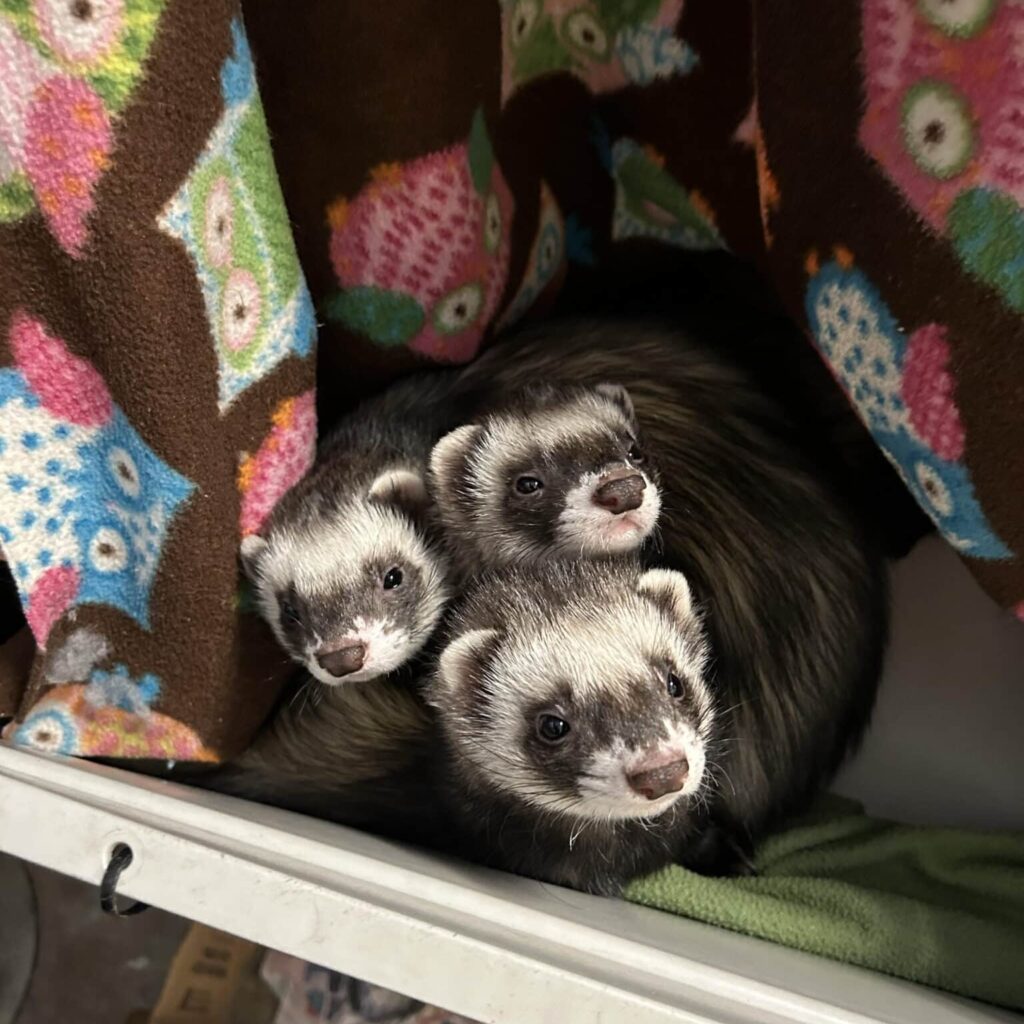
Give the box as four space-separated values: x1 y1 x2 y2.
593 471 646 514
627 756 689 800
316 642 366 678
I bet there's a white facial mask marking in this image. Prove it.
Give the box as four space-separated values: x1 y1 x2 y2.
248 495 449 683
574 718 707 821
305 616 413 686
459 394 646 562
445 576 714 824
557 469 661 555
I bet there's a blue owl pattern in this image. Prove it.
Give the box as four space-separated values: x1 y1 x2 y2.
805 260 1012 561
0 312 195 643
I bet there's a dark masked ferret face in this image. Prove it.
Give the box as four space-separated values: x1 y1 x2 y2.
430 562 714 822
241 469 449 686
430 384 661 567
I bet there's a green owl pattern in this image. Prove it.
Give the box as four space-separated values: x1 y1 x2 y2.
157 18 315 413
501 0 696 101
611 137 724 250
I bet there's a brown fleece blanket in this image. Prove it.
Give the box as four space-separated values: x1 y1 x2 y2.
1 0 1020 760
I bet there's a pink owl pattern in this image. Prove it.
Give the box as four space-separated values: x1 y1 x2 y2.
5 663 217 760
860 0 1024 310
325 110 514 365
238 390 316 538
0 0 166 256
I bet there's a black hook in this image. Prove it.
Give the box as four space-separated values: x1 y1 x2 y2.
100 843 149 917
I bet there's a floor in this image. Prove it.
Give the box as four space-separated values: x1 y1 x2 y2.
0 853 189 1024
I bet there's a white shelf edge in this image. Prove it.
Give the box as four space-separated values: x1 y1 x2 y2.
0 743 1016 1024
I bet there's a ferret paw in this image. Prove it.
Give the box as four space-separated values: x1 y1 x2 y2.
679 822 758 878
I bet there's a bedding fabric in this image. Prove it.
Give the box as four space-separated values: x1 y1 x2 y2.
1 0 1021 758
627 796 1024 1011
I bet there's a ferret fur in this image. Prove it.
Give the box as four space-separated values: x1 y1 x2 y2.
441 319 887 849
242 372 461 685
201 559 733 896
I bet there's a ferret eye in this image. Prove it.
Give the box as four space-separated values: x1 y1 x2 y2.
279 598 301 624
627 442 645 464
383 567 403 590
515 475 544 495
666 671 683 699
536 714 571 743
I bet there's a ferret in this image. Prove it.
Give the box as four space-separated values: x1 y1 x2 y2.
241 373 459 686
201 673 441 834
430 382 662 576
197 558 722 896
434 319 887 848
427 556 721 894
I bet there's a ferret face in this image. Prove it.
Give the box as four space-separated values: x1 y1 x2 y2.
432 566 714 822
241 470 449 686
430 384 661 568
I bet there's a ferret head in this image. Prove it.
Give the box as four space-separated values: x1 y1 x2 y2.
429 383 661 569
241 469 449 685
429 561 714 822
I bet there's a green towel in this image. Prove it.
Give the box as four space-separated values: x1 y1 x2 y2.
625 797 1024 1011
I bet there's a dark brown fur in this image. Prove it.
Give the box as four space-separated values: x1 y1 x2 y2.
451 318 888 849
196 276 889 895
195 561 723 897
199 673 444 840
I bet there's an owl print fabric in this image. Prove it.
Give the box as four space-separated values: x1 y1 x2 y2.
2 0 1022 763
238 0 1024 626
157 19 315 412
753 0 1024 616
323 110 513 365
860 0 1024 312
0 0 166 255
0 311 196 644
0 0 311 758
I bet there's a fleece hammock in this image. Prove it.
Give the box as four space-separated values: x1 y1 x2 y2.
627 797 1024 1012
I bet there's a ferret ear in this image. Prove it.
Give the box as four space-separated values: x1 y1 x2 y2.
432 627 501 705
637 568 694 623
239 534 268 580
368 468 429 515
594 382 636 424
429 424 482 496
